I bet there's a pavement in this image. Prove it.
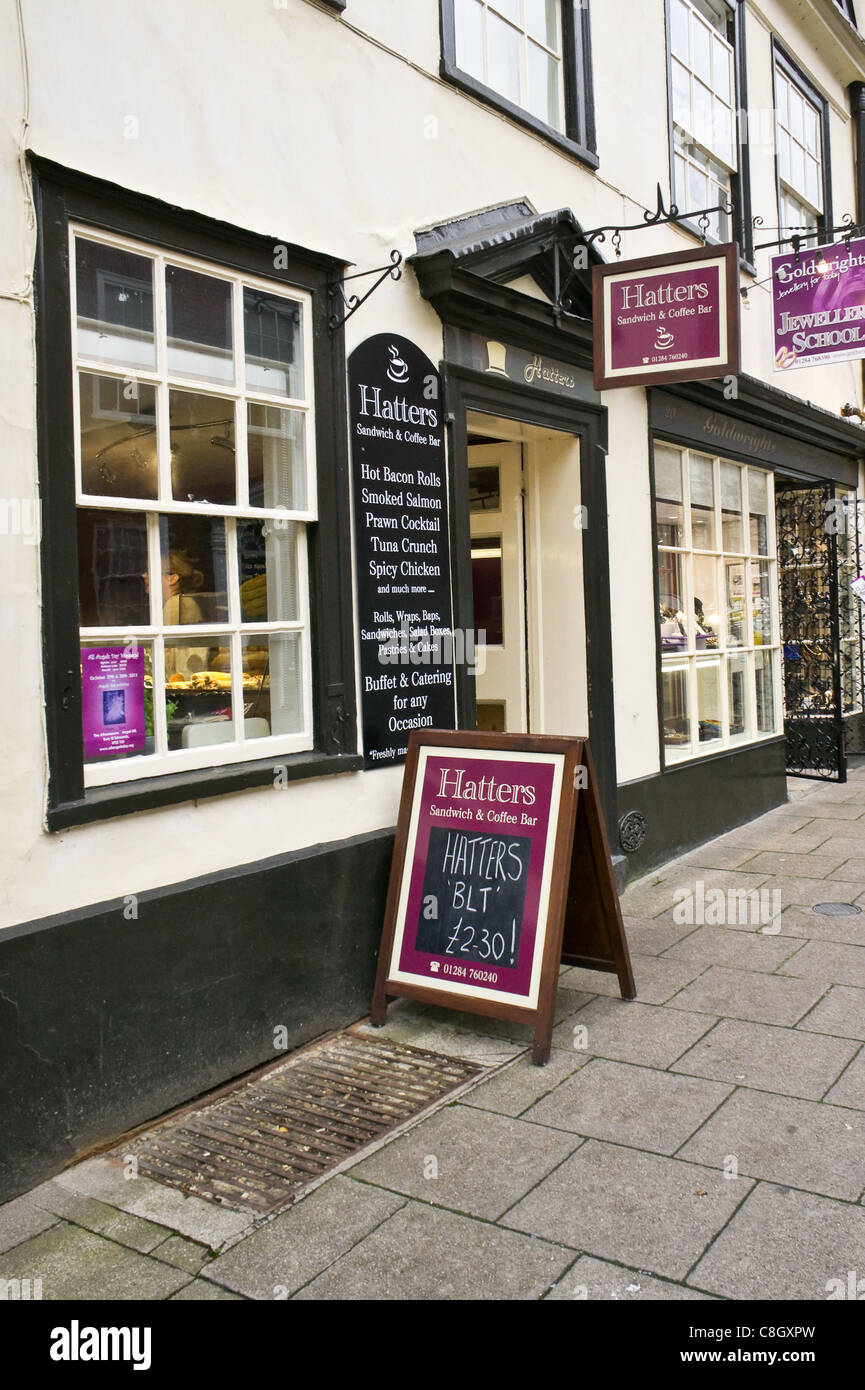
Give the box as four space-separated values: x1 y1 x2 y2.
2 766 865 1301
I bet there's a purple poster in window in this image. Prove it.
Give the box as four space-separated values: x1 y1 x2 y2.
391 749 563 1005
594 245 739 390
81 646 146 758
773 238 865 371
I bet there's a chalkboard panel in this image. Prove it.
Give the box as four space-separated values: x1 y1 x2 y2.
348 334 456 769
372 730 635 1064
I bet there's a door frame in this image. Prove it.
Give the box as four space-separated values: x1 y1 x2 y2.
442 362 618 844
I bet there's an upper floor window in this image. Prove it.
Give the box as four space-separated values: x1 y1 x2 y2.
668 0 737 242
441 1 597 167
773 46 831 240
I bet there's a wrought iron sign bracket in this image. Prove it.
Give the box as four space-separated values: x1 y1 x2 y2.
552 184 733 323
752 212 861 257
328 250 403 332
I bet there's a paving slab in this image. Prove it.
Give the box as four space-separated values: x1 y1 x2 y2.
27 1182 173 1253
661 925 804 973
460 1049 588 1118
769 904 865 947
0 1193 58 1255
772 876 865 908
52 1155 252 1249
169 1279 245 1300
778 939 865 989
416 987 593 1043
501 1139 752 1281
293 1200 574 1301
688 1182 865 1300
354 1014 524 1067
670 1018 859 1100
558 955 708 1005
829 858 865 881
202 1175 405 1299
722 825 834 853
673 846 761 871
823 1050 865 1110
621 916 698 956
621 868 772 920
346 1103 580 1220
797 985 865 1040
552 996 716 1066
740 851 849 878
523 1059 732 1155
665 965 826 1026
545 1254 715 1301
0 1223 189 1300
151 1234 212 1274
678 1088 865 1200
790 805 865 822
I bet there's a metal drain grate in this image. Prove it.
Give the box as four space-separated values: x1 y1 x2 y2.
813 902 862 917
123 1033 482 1215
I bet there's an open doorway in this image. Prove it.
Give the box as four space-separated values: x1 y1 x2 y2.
466 411 587 738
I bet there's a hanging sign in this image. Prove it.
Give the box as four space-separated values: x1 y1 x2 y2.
773 237 865 371
349 334 456 770
81 645 146 759
593 243 740 390
371 731 635 1065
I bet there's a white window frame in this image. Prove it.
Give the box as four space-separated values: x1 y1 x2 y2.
453 0 566 134
71 224 316 786
668 0 737 242
655 443 783 764
773 58 825 239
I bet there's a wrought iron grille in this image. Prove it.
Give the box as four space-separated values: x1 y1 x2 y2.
841 496 865 757
776 483 846 781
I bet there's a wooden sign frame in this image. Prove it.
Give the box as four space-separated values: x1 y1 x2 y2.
371 730 635 1064
592 242 741 391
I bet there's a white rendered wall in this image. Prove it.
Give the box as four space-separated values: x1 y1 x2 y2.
0 0 862 925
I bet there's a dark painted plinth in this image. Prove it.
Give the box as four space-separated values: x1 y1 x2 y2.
615 738 787 880
0 828 395 1204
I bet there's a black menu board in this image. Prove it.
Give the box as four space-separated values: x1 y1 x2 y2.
349 334 456 769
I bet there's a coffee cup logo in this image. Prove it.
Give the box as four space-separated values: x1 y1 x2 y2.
655 327 675 351
386 344 409 383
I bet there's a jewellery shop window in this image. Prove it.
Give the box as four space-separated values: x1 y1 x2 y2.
73 227 316 785
654 443 782 762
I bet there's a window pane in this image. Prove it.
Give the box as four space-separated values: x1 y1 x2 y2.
165 643 233 746
75 239 155 370
755 651 776 732
244 289 304 398
721 463 743 550
790 141 805 197
663 665 691 752
158 516 228 626
804 103 819 155
469 465 501 512
81 640 150 763
472 537 504 646
79 374 157 500
238 518 300 623
713 36 731 102
692 15 712 84
674 152 689 208
454 0 484 78
748 468 770 554
728 653 750 739
77 509 149 628
169 390 236 505
693 554 721 650
166 265 234 383
713 100 734 166
689 158 708 208
777 128 790 181
725 559 746 646
805 156 819 207
526 0 558 48
670 0 689 60
527 41 561 129
243 632 304 738
752 560 774 645
690 454 716 549
789 89 804 143
672 59 691 131
487 10 522 105
659 551 687 652
655 445 684 546
490 0 520 22
697 659 723 742
776 74 789 128
693 79 712 147
248 403 306 511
